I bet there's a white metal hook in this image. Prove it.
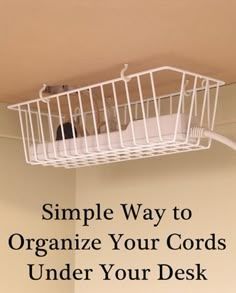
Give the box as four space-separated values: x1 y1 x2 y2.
120 64 132 83
184 79 191 96
39 84 49 103
201 79 207 88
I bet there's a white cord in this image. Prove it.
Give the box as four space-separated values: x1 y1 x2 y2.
0 134 22 140
190 127 236 150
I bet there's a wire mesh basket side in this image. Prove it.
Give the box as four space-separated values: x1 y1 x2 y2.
9 66 224 168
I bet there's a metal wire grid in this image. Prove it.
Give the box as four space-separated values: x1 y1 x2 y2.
8 66 224 168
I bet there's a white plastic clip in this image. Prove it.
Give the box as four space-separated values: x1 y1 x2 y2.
120 64 132 83
39 84 49 103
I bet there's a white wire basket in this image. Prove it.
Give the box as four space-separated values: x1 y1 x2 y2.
8 66 225 168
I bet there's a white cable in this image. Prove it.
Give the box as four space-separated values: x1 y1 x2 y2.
204 130 236 150
0 134 22 140
190 127 236 150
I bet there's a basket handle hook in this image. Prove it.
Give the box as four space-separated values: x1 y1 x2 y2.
120 64 132 83
39 84 49 103
184 79 191 96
